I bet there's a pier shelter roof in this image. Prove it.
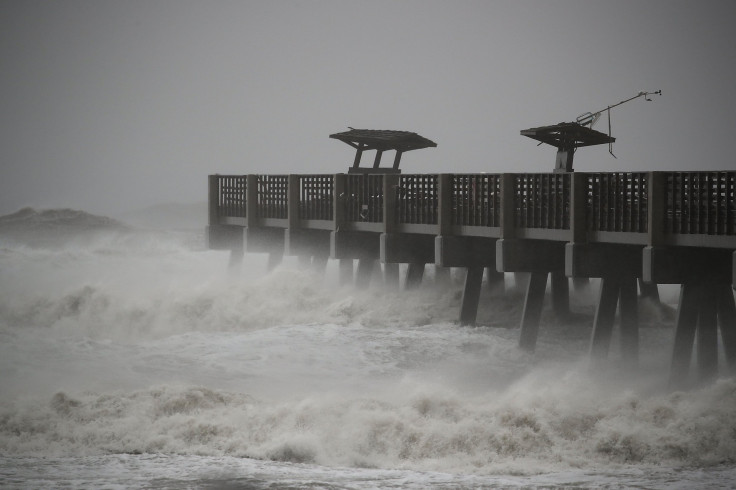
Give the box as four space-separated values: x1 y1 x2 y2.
330 128 437 174
521 122 614 150
329 129 437 152
521 122 616 172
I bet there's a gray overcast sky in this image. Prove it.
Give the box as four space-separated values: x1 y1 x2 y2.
1 0 735 215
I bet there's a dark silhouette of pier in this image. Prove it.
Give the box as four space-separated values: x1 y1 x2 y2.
206 129 736 389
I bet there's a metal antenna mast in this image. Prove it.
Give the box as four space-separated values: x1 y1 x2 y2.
522 90 662 172
576 90 662 158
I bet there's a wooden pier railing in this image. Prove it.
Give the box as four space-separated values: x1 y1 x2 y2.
588 172 648 234
451 173 500 228
209 171 736 249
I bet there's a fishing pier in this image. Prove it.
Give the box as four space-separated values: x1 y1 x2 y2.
207 125 736 389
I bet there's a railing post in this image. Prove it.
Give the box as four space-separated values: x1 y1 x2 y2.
647 172 666 246
208 174 219 226
383 174 399 234
246 174 258 228
288 174 300 229
500 173 516 238
642 171 667 286
438 174 452 236
570 172 587 243
333 173 345 231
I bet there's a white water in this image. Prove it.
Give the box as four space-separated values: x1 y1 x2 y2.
1 209 736 488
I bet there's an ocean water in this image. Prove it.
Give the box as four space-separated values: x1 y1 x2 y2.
1 209 735 489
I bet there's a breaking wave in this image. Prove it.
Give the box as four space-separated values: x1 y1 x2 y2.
2 378 736 475
1 207 733 480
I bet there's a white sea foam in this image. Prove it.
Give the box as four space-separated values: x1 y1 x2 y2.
3 370 736 475
1 209 735 485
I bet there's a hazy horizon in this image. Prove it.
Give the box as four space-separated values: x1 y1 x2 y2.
2 0 736 216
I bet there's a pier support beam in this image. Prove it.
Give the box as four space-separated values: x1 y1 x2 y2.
643 246 732 285
638 278 661 302
331 231 380 261
206 224 248 273
669 282 702 390
573 277 590 291
435 236 496 268
619 276 640 364
381 233 434 264
228 242 244 272
355 259 375 289
245 227 284 254
566 243 643 365
312 253 329 272
590 277 618 362
331 230 380 287
436 236 497 325
241 227 286 272
339 259 354 286
644 246 735 387
497 238 566 350
589 276 639 366
718 286 736 372
384 262 400 289
405 263 425 290
434 265 452 287
519 272 548 351
669 282 736 389
459 266 484 326
486 267 505 293
382 233 434 290
697 282 719 384
285 229 331 259
550 271 570 318
514 273 530 294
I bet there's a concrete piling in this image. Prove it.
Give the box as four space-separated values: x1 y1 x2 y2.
339 259 354 286
717 286 736 371
228 245 244 271
485 267 504 293
590 277 619 362
405 263 425 290
459 266 484 326
355 259 374 289
669 282 700 390
434 265 452 287
697 282 719 383
384 262 400 289
518 272 548 351
550 271 570 318
618 276 639 364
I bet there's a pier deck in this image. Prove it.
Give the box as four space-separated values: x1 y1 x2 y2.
207 171 736 387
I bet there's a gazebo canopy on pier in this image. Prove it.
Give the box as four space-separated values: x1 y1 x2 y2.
521 122 614 149
330 128 437 174
521 122 615 172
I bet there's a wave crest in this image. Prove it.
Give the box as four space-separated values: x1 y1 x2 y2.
3 380 736 473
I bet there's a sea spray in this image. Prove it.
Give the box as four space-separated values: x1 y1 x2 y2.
1 209 735 485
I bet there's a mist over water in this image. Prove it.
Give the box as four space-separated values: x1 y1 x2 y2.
1 209 736 488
